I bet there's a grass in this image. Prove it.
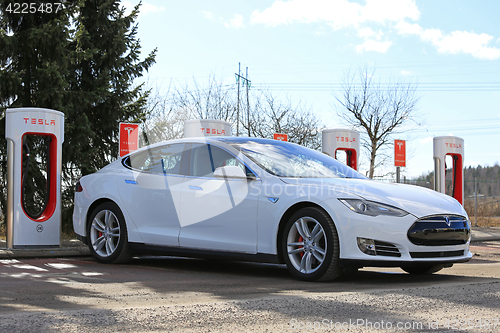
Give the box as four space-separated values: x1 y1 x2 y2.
464 198 500 227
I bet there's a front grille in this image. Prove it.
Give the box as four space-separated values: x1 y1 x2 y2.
410 250 465 258
374 240 401 257
407 215 470 246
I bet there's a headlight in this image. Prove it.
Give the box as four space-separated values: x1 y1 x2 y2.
339 199 409 217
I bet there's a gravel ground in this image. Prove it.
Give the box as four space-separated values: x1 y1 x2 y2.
1 281 499 333
1 241 499 333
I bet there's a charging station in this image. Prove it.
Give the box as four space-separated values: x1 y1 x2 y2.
322 129 360 170
433 136 464 205
5 108 64 248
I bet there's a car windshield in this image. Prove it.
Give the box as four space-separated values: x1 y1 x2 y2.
219 138 366 179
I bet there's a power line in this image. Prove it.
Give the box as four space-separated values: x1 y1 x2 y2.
251 82 500 92
235 63 251 137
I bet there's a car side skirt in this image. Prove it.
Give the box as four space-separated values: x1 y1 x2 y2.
128 243 282 264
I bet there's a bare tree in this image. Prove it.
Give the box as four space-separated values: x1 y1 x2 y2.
142 75 324 149
172 74 236 122
140 82 193 145
247 90 322 149
336 67 420 178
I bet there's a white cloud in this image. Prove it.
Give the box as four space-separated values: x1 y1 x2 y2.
225 14 244 29
357 27 377 38
363 0 420 23
400 70 412 76
251 0 361 29
395 20 422 35
251 0 419 29
250 0 500 59
357 40 392 53
420 28 443 44
397 21 500 60
435 31 500 60
251 0 418 53
202 11 214 20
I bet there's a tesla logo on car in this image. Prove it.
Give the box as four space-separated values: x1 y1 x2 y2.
444 216 451 226
23 118 56 126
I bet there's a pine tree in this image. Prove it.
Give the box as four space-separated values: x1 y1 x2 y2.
0 0 156 230
0 0 77 218
60 0 156 228
64 0 156 177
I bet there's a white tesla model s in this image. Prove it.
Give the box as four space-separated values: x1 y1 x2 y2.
73 137 472 281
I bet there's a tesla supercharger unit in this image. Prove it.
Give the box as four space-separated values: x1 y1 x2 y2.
5 108 64 248
184 119 232 138
322 129 360 170
433 136 464 205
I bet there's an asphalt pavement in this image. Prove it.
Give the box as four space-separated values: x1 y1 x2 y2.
0 227 499 260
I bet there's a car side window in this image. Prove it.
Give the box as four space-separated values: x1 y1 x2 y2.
124 143 185 175
211 145 250 173
189 143 252 178
189 144 214 177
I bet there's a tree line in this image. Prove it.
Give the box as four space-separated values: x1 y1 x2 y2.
414 164 500 198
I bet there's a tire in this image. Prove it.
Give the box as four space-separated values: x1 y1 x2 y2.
282 207 342 282
401 264 446 275
87 202 131 264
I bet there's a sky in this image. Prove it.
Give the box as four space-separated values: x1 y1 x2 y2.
122 0 500 179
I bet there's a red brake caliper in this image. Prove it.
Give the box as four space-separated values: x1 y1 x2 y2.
298 236 304 257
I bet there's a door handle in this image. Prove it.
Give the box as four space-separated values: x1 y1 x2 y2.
125 179 138 185
189 185 203 191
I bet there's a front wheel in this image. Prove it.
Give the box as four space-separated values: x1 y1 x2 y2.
282 207 342 282
87 202 131 264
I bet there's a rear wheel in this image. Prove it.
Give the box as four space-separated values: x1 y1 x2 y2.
87 202 131 264
401 264 446 275
282 207 342 282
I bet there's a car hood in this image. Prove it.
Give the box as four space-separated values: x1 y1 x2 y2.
280 177 467 218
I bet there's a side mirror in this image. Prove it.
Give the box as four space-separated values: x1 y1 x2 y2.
214 166 247 179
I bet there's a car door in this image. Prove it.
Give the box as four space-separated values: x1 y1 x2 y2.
117 143 186 246
179 143 261 253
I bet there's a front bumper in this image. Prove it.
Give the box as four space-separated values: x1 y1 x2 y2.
323 199 472 265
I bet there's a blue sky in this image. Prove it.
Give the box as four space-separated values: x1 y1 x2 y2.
123 0 500 178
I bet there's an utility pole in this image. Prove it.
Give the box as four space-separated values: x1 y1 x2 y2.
246 67 250 136
474 178 478 227
235 63 251 137
236 62 241 136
